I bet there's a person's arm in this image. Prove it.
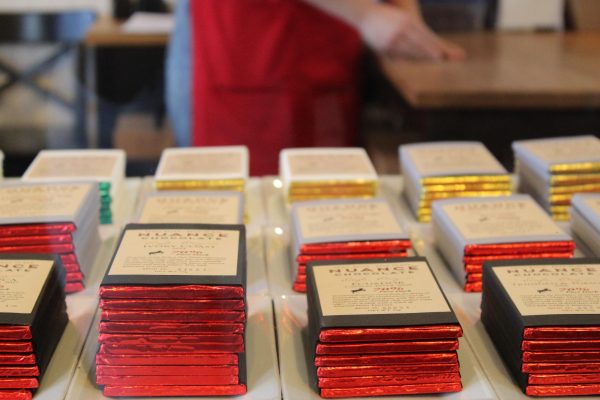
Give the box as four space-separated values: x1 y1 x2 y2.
301 0 465 61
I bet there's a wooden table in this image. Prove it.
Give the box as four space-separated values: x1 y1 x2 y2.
85 16 169 46
381 32 600 109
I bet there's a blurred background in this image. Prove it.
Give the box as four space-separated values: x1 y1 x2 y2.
0 0 598 176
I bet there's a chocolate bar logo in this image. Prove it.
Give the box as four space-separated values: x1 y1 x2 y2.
451 201 527 212
327 265 418 275
504 266 599 276
2 184 86 194
137 231 231 240
0 263 40 272
304 203 379 213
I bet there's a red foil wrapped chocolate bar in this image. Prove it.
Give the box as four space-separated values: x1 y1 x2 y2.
319 325 463 342
99 342 244 355
523 363 600 374
320 382 462 398
97 374 239 386
102 384 247 397
0 389 33 399
524 326 600 340
99 285 244 300
0 234 72 246
314 353 459 367
99 321 244 335
0 378 38 389
98 333 244 346
0 366 39 377
0 327 32 341
528 373 600 385
317 363 460 378
463 241 575 256
0 223 76 238
318 373 462 388
522 340 600 351
99 298 246 311
96 353 238 366
300 240 411 255
316 340 459 355
97 365 238 376
0 355 36 365
526 384 600 397
100 309 245 323
523 351 600 363
0 343 34 353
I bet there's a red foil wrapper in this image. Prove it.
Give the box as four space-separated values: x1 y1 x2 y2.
99 285 244 300
98 333 243 346
0 327 32 341
102 384 247 397
0 354 36 365
464 282 482 292
295 274 306 284
66 272 84 283
526 384 600 397
0 223 76 238
99 298 245 311
297 252 408 264
99 342 243 355
315 353 459 367
523 351 600 363
99 321 244 335
522 340 600 351
97 365 238 376
318 363 460 378
60 253 78 264
300 240 412 255
0 390 32 400
101 309 245 323
0 377 38 389
0 234 72 246
293 282 306 293
316 340 459 355
463 241 575 256
63 263 80 273
0 366 39 377
318 373 461 388
523 362 600 374
466 273 482 283
96 353 238 366
0 243 74 254
463 252 574 265
528 373 600 385
319 326 462 343
320 382 462 398
97 374 239 386
524 326 600 340
0 342 33 353
65 282 84 294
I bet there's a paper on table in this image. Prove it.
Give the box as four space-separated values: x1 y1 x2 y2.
121 12 174 34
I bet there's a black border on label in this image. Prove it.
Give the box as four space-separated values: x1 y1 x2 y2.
483 258 600 327
101 224 246 288
306 257 458 329
0 254 61 326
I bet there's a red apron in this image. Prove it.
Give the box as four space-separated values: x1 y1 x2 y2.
190 0 362 176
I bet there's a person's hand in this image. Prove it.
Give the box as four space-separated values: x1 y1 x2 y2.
358 3 465 61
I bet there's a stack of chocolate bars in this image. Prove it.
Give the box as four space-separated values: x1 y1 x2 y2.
305 258 463 398
290 198 412 293
22 149 126 224
0 182 101 293
400 142 512 222
482 259 600 397
571 194 600 256
513 135 600 221
0 254 68 400
96 224 247 397
279 148 378 203
432 195 575 292
135 191 244 225
154 147 248 192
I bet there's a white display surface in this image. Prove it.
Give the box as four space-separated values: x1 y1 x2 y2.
98 178 142 241
65 295 282 400
274 295 497 400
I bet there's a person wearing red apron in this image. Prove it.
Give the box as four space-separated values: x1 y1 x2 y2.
187 0 464 175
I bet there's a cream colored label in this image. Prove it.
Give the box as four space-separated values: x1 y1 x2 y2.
27 155 117 178
139 195 241 224
407 145 505 176
0 184 90 219
297 202 403 239
493 264 600 316
584 198 600 217
519 137 600 163
0 259 53 314
162 153 243 175
442 199 563 240
109 229 239 276
313 261 450 316
288 154 373 176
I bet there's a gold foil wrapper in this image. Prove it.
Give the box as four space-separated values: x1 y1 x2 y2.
549 162 600 174
421 182 512 193
420 175 511 185
155 179 245 192
286 180 377 203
